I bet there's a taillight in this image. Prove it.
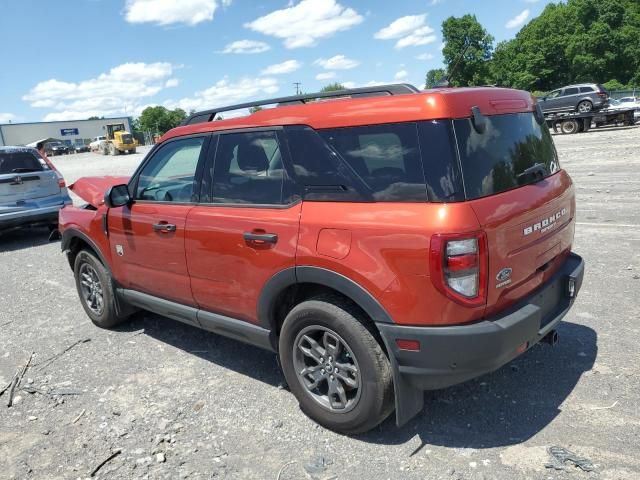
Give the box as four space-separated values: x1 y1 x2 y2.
430 232 488 307
597 92 608 99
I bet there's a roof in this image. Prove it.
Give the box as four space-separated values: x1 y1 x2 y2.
163 87 535 142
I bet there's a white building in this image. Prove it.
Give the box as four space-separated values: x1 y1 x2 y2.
0 117 133 147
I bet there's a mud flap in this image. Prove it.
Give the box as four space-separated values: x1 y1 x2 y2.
378 332 424 426
389 354 424 427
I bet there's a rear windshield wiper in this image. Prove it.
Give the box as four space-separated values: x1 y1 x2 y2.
516 163 548 185
11 168 40 173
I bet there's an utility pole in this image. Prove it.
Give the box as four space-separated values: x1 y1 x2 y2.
293 82 302 95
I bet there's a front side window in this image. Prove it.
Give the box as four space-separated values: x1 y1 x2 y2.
320 123 427 202
211 131 287 205
136 137 204 202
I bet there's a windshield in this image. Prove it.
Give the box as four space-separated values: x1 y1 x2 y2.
453 112 560 200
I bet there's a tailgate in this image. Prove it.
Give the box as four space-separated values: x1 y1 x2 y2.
0 170 61 206
471 170 575 315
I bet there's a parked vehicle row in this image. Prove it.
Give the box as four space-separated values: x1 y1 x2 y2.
58 84 584 434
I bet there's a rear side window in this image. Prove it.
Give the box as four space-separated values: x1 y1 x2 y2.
0 151 44 174
579 86 594 93
563 87 579 96
320 123 427 202
453 112 560 200
212 131 288 205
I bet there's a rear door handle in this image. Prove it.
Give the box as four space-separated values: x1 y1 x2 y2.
243 232 278 244
153 223 177 233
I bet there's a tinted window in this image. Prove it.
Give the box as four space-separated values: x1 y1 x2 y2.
563 87 579 96
547 90 561 99
285 125 366 201
0 151 44 174
136 137 204 202
320 123 427 202
212 131 286 205
418 121 465 202
579 86 595 93
453 112 560 200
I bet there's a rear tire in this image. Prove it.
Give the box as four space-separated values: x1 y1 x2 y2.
73 250 130 329
560 119 579 134
279 296 394 434
577 100 593 113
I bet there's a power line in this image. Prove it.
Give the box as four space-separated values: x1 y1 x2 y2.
293 82 302 95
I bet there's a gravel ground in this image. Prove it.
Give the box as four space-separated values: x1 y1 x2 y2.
1 128 639 480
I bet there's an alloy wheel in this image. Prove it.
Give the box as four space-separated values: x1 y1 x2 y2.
79 263 104 315
293 326 362 413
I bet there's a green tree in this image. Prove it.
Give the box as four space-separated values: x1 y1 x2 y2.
603 79 627 91
425 68 447 88
441 15 494 86
138 106 187 134
491 0 640 91
320 83 346 92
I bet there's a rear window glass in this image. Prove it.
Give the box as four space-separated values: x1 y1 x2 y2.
320 123 427 202
0 151 44 174
453 113 560 200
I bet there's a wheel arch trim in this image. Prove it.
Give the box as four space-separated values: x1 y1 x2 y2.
61 228 111 273
257 266 395 333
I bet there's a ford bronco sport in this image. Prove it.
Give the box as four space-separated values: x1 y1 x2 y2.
60 84 584 434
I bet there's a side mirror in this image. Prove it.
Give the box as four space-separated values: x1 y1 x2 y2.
104 184 131 208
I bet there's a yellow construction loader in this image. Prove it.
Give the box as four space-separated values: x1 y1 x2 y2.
100 123 137 155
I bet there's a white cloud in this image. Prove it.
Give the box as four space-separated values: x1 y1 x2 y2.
394 70 408 81
0 113 16 123
415 52 435 61
314 55 359 70
506 9 530 29
23 62 175 121
220 39 271 54
165 78 179 88
166 77 279 113
245 0 363 49
316 72 337 81
374 14 426 40
396 28 436 49
430 0 444 5
374 14 436 49
124 0 218 26
261 60 302 75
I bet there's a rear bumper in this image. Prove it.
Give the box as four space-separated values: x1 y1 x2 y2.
378 252 584 426
0 203 69 231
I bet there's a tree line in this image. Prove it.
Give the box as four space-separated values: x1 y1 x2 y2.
426 0 640 94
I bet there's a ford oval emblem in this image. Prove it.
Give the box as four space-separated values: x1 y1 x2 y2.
496 268 512 282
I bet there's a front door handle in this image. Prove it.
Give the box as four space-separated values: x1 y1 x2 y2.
153 223 177 233
243 232 278 244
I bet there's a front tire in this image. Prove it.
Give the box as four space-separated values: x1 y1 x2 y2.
73 250 130 328
279 297 394 434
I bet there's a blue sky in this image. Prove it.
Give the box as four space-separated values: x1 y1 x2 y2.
0 0 557 123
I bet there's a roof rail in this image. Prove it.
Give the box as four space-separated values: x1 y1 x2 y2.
182 83 420 125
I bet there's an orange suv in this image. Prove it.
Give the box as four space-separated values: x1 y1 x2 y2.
60 84 584 434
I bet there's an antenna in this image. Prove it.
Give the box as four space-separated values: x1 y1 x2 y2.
436 40 471 88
